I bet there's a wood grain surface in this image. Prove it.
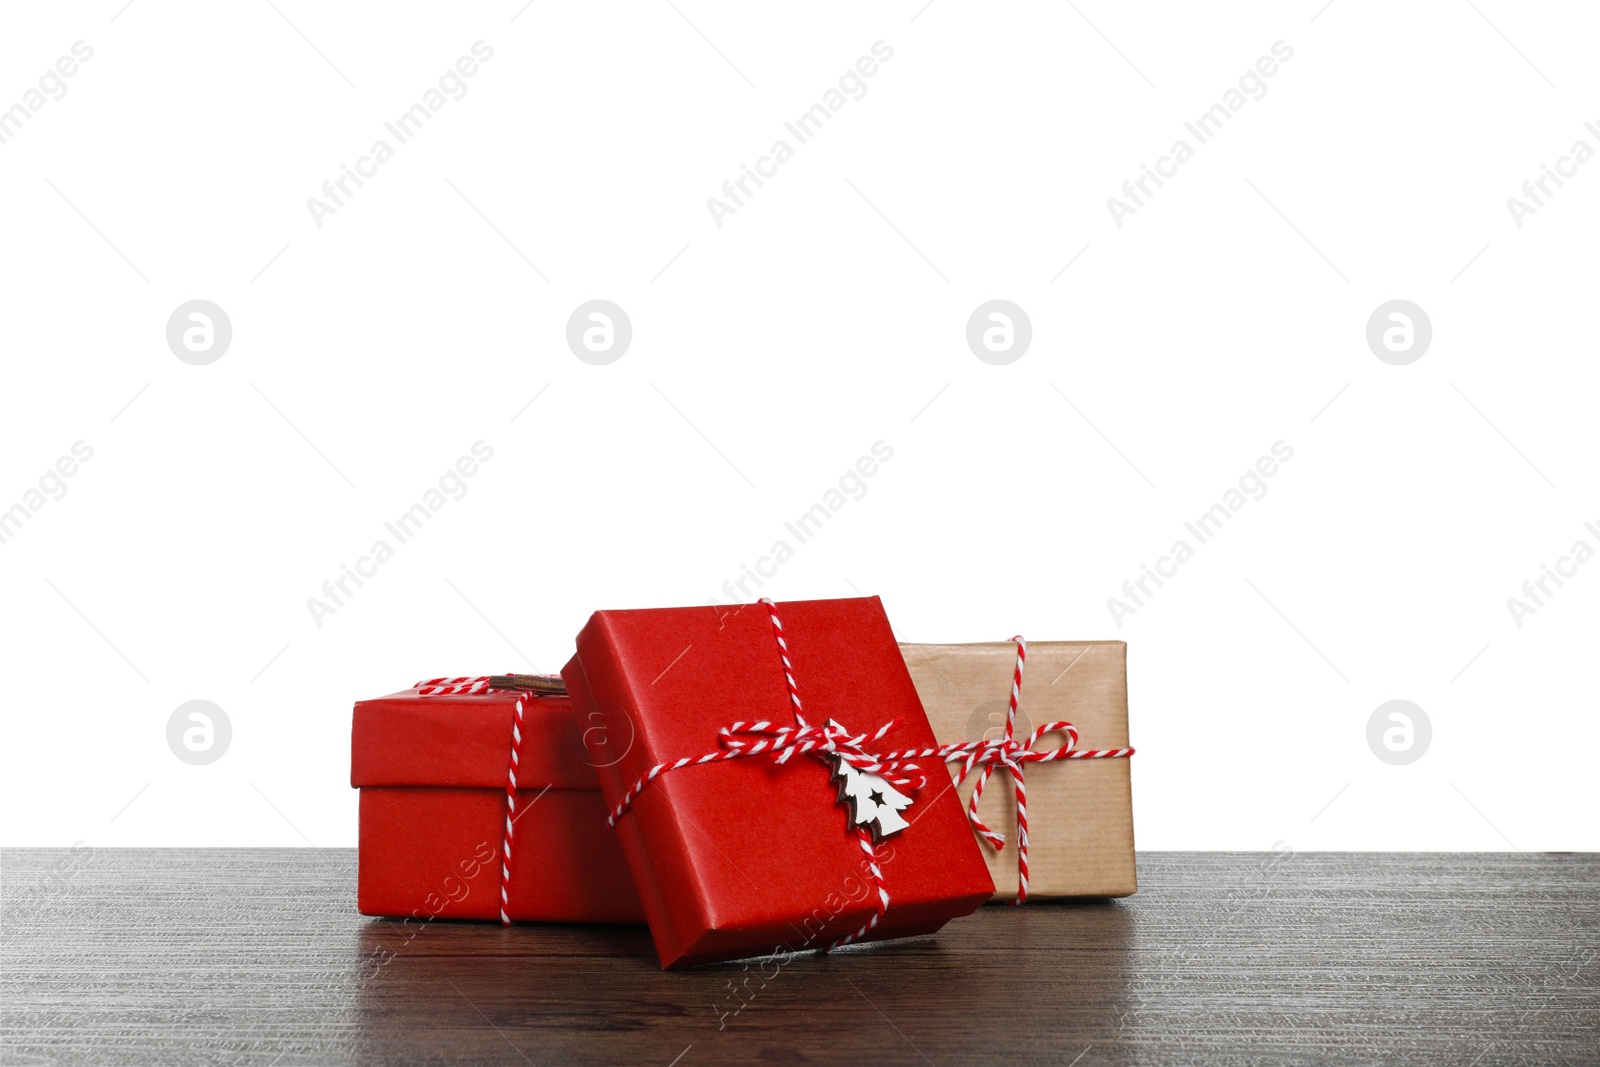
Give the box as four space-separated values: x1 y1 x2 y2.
3 849 1596 1065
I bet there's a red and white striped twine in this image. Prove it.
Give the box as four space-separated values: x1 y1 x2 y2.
415 676 495 696
412 675 532 926
606 598 907 953
873 638 1135 905
497 692 527 925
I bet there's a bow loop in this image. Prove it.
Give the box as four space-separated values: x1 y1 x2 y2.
711 716 923 786
1020 720 1080 759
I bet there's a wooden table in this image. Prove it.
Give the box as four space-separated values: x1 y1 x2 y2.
4 849 1596 1065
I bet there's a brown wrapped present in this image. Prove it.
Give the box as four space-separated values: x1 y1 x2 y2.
899 640 1136 901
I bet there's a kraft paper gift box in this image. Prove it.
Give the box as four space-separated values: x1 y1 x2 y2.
562 596 995 968
350 676 645 923
899 640 1136 900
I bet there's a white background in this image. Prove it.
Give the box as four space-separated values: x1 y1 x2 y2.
2 1 1595 852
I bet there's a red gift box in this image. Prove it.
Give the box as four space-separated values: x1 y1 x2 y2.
561 596 994 968
350 678 644 924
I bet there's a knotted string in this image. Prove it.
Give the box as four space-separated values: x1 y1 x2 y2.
413 675 539 925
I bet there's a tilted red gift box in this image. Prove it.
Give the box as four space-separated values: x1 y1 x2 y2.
561 596 994 968
350 679 644 923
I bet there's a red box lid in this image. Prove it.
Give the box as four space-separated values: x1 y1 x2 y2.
351 686 598 791
563 596 994 967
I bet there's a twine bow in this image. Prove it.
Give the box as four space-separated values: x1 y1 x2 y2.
719 718 927 787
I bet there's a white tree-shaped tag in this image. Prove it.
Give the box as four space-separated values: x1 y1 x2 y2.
831 754 913 842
